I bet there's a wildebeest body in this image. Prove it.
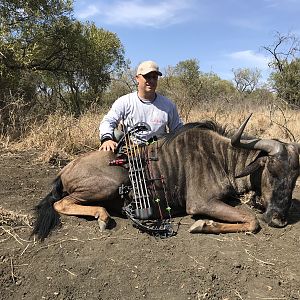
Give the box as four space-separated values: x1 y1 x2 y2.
149 128 260 213
32 117 300 239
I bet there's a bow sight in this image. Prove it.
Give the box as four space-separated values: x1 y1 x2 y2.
110 122 175 238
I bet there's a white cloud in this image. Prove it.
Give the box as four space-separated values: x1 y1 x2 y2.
263 0 281 8
229 18 263 31
75 0 196 28
76 4 99 19
264 0 299 8
228 50 270 70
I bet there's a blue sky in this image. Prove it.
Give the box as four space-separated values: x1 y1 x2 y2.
73 0 300 82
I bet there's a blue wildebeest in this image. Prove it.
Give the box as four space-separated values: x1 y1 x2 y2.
32 114 300 240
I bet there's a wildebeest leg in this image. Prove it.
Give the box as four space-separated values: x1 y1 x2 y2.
53 195 110 231
188 200 260 234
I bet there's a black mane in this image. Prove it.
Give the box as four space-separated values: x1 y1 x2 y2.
164 120 229 145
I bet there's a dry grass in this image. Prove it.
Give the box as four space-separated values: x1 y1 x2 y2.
5 112 103 162
1 103 299 162
0 207 32 227
189 106 300 142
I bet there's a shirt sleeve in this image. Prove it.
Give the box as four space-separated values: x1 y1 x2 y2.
168 102 183 132
99 97 125 141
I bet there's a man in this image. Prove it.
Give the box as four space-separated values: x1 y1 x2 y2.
99 60 183 151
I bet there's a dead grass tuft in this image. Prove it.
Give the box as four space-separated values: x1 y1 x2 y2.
8 112 104 162
0 207 32 227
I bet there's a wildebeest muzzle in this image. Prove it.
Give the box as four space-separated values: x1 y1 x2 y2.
263 206 289 228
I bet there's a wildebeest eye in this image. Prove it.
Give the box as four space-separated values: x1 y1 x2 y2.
267 158 284 176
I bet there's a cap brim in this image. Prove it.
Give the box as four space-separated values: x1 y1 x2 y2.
138 70 162 76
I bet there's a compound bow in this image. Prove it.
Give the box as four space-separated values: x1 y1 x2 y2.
109 122 175 238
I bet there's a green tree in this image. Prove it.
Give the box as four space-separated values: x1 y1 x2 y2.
0 0 125 137
263 32 300 107
158 59 204 121
270 58 300 106
0 0 74 132
0 1 73 117
102 62 137 109
232 68 261 93
35 20 125 115
159 59 236 121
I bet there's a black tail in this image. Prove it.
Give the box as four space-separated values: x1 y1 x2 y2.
31 176 65 241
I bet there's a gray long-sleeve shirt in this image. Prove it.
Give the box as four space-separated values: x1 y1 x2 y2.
99 92 183 142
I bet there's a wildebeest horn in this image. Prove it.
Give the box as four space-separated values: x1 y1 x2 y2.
231 113 284 156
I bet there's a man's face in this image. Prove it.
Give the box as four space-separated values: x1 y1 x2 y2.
136 71 159 93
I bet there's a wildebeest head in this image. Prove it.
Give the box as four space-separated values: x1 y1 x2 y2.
232 114 300 228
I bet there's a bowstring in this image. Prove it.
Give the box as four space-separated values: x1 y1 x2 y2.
132 132 151 210
127 133 144 209
128 120 150 210
123 121 140 209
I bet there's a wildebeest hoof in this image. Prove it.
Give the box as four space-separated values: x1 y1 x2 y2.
98 218 108 232
189 220 206 233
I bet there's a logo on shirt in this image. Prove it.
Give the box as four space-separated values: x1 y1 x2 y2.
150 119 164 124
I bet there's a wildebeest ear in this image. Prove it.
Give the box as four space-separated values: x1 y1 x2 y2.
235 157 267 178
291 142 300 155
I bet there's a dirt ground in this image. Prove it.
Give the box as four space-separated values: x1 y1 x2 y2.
1 150 300 300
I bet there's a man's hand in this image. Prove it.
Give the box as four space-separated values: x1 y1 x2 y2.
99 140 117 151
